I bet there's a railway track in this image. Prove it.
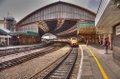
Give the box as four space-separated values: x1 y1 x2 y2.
0 45 62 71
0 43 51 57
31 47 78 79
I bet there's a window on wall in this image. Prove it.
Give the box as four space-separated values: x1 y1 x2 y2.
92 16 95 20
55 5 59 18
48 7 51 14
69 6 71 18
38 16 40 21
22 27 24 32
52 8 55 18
41 10 44 20
19 27 21 31
46 8 49 19
34 17 37 22
56 4 59 13
53 5 56 13
44 9 46 19
60 4 62 18
29 25 31 31
24 26 28 31
35 13 37 18
25 19 28 24
54 6 57 18
38 11 41 19
71 7 74 18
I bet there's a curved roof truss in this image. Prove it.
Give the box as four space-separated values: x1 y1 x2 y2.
17 1 96 37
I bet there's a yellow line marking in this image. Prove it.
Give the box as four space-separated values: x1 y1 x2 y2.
86 46 109 79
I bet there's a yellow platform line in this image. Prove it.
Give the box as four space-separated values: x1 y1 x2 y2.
86 46 109 79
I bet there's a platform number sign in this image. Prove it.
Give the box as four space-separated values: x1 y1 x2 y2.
116 25 120 35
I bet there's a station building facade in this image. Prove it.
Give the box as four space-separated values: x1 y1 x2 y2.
16 1 96 44
0 16 16 32
0 16 16 46
95 0 120 65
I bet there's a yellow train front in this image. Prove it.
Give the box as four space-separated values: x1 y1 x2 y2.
69 37 78 47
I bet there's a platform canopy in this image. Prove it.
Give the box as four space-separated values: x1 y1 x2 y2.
0 35 11 38
78 22 96 35
0 27 10 35
10 31 39 36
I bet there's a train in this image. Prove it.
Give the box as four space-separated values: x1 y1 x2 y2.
69 37 78 47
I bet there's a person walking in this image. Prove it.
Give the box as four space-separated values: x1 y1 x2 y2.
104 37 110 54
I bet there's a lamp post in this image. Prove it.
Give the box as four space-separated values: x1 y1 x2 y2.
7 35 10 46
17 36 20 45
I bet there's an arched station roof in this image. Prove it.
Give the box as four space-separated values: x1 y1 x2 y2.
16 1 96 37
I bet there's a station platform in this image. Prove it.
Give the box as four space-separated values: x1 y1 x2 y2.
79 44 120 79
0 43 42 50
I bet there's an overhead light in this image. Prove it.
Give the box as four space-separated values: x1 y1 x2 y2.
80 19 85 22
116 2 120 8
113 0 120 8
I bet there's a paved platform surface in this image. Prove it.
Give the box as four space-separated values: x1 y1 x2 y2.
81 46 102 79
80 44 120 79
89 44 120 79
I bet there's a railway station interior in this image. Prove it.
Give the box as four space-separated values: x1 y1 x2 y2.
0 0 120 79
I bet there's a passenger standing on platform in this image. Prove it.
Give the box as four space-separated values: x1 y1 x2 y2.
86 40 89 46
104 37 110 54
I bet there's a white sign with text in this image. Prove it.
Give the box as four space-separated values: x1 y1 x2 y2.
116 25 120 35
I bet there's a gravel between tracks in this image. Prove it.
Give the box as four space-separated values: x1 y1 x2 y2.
0 46 70 79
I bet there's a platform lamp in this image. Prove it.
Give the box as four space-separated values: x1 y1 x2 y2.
113 0 120 8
